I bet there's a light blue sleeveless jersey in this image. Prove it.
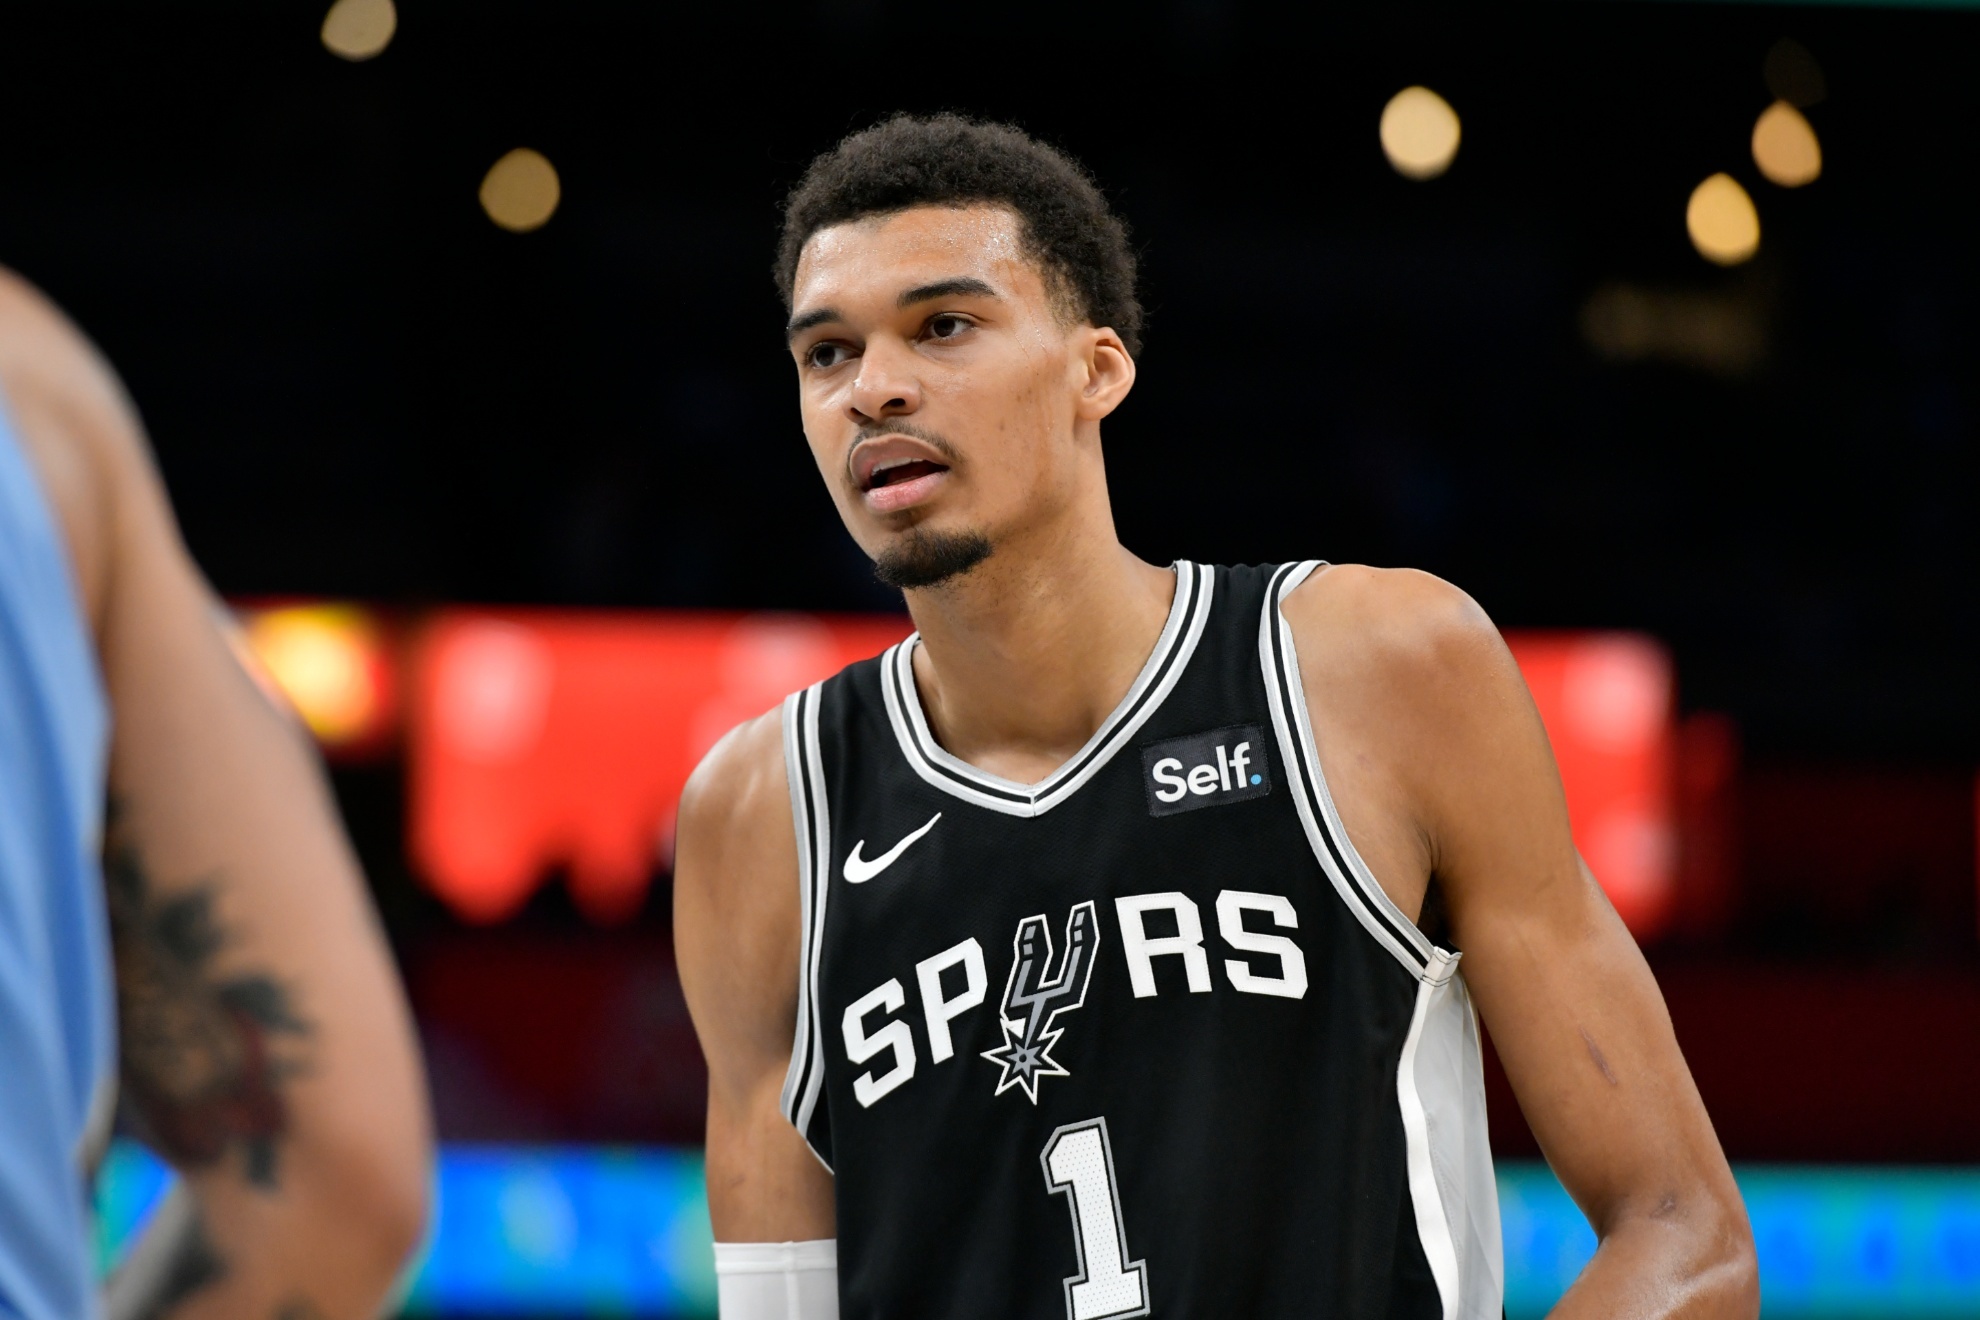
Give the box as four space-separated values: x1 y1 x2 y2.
0 395 113 1320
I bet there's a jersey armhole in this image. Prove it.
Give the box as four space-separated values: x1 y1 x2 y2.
778 686 834 1173
1265 563 1498 1319
1258 560 1452 982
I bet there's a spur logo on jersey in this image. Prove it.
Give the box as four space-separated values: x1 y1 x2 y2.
1140 724 1272 817
981 901 1100 1103
839 889 1309 1112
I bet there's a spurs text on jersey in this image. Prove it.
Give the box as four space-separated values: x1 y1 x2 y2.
840 889 1308 1108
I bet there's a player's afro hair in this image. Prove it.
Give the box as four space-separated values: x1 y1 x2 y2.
775 113 1143 357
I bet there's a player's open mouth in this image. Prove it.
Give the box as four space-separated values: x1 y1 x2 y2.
866 458 947 490
852 436 953 514
863 460 949 514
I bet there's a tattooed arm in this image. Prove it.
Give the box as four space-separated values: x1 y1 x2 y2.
0 270 432 1317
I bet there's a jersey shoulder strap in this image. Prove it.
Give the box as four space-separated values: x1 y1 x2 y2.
1257 559 1445 976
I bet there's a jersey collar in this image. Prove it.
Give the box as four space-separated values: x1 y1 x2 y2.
880 561 1214 819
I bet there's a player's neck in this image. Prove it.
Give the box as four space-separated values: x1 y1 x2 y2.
902 510 1174 786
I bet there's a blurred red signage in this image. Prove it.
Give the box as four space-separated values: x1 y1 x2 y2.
408 610 912 923
407 612 1674 937
1513 633 1675 936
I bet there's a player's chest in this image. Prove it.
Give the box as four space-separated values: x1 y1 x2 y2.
816 773 1336 1116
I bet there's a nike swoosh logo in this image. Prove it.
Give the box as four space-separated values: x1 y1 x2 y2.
843 812 943 884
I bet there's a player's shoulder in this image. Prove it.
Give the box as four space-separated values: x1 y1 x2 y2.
0 266 132 426
1283 562 1497 658
1279 562 1518 717
678 705 790 851
0 266 150 630
0 265 69 343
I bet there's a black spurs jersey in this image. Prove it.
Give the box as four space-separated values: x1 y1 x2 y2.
778 562 1502 1320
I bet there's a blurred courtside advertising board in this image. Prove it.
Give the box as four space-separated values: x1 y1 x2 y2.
94 1141 1980 1318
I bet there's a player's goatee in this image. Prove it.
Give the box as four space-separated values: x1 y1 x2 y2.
873 527 994 590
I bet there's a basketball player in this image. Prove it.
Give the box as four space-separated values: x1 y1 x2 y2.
676 116 1757 1319
0 268 429 1319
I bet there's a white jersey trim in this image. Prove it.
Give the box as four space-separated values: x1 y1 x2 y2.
777 693 811 1121
1397 950 1504 1319
1399 951 1464 1320
1258 560 1437 975
778 685 834 1172
880 562 1214 819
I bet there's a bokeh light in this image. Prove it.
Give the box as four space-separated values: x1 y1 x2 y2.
320 0 396 62
242 604 390 747
1379 86 1462 181
480 149 562 233
1752 101 1821 187
1686 173 1760 266
1580 283 1766 377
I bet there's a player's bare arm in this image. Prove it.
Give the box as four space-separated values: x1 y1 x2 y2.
675 711 835 1242
1285 564 1758 1318
0 269 431 1319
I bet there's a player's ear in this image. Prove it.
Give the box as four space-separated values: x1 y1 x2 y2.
1074 325 1135 422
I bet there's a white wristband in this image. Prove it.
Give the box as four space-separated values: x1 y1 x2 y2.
713 1240 839 1320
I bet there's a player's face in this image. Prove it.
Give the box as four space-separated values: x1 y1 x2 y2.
786 205 1121 582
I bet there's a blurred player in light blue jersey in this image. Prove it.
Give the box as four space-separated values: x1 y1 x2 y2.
0 285 114 1320
0 268 431 1320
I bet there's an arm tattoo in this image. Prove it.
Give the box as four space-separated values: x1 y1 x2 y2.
105 807 314 1190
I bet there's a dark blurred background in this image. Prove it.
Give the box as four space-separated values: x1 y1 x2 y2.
5 0 1977 1309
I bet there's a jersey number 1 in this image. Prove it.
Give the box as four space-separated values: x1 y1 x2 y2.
1041 1118 1150 1320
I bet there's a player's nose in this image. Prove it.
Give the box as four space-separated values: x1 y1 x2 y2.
846 337 921 424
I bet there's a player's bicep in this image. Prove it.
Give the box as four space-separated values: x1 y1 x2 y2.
1458 859 1716 1224
112 438 431 1254
1424 630 1737 1235
675 717 802 1092
674 715 834 1241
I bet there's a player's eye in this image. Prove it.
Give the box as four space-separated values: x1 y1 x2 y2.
925 314 971 340
806 341 854 370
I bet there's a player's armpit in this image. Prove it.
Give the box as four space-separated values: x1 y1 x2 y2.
1350 574 1757 1319
676 709 835 1244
